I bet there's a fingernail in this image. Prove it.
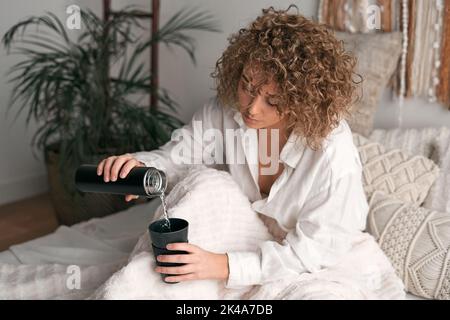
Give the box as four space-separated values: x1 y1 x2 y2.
120 173 125 178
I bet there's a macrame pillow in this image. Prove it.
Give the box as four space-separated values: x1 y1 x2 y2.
367 127 450 213
367 191 450 300
334 31 402 137
353 133 440 206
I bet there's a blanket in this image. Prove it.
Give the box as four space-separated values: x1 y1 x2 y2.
89 166 406 300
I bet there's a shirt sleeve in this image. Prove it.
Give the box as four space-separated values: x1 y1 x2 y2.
130 99 222 193
225 171 369 289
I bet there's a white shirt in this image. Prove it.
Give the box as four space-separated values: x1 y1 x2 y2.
132 97 369 289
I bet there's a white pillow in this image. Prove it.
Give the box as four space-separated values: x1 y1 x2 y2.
369 127 445 159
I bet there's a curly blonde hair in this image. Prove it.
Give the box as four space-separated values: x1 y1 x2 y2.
211 6 361 150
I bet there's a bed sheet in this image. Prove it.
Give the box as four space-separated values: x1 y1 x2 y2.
0 197 160 266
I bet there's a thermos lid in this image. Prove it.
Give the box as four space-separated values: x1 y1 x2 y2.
144 168 167 196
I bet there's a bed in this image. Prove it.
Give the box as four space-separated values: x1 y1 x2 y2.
0 181 427 300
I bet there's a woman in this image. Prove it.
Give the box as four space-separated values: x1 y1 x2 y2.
96 7 368 288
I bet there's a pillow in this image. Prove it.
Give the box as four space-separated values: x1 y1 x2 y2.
334 31 402 137
367 191 450 300
369 127 445 159
353 133 440 206
424 127 450 212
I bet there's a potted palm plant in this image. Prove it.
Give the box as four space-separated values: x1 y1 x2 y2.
2 6 219 225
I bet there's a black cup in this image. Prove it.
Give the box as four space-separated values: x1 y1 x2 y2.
148 218 189 284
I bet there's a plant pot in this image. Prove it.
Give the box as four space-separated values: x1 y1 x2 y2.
44 148 144 226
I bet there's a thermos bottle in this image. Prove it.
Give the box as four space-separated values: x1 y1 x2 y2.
75 164 167 197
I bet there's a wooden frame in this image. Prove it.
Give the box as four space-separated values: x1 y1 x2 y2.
102 0 160 109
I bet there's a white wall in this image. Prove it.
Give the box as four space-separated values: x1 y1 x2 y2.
0 0 449 205
155 0 319 122
0 0 76 205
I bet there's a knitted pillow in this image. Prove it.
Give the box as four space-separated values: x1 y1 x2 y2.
367 191 450 300
353 133 440 206
369 127 446 159
334 31 402 137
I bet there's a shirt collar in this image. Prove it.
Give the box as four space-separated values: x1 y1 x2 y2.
233 110 247 129
279 132 305 168
232 110 305 169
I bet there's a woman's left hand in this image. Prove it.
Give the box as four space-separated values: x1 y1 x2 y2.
155 243 229 283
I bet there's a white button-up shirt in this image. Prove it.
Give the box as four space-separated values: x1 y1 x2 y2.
132 97 369 288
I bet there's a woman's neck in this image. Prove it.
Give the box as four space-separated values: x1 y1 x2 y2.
259 117 290 140
257 117 291 162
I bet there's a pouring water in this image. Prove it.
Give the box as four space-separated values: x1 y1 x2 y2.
159 191 171 231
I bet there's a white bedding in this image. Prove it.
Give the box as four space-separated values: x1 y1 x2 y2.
0 166 413 300
0 197 160 266
0 199 160 299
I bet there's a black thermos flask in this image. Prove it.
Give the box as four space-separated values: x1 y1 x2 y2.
75 164 167 197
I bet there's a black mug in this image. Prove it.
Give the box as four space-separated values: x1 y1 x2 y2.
148 218 189 284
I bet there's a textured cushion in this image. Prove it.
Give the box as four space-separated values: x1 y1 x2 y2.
353 133 440 205
369 127 446 159
335 32 402 137
367 191 450 300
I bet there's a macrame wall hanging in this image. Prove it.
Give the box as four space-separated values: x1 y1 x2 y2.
318 0 450 118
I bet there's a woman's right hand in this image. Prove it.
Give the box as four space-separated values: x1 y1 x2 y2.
96 154 145 202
